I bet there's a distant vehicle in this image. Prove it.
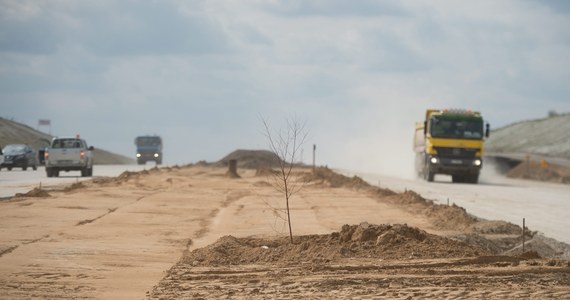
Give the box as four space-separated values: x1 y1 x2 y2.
35 138 52 166
45 136 94 177
135 136 162 165
0 144 38 171
414 109 490 184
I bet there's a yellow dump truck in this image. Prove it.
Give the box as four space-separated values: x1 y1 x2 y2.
414 109 489 183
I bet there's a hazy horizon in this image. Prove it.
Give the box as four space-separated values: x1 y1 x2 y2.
2 1 570 178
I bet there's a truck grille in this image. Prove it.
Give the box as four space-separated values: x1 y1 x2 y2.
434 147 478 158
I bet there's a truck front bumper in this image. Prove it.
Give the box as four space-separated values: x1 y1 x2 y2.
428 155 482 175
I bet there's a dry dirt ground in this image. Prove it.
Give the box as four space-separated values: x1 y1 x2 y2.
507 159 570 184
0 166 568 299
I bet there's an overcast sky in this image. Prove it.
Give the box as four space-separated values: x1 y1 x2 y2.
2 0 570 177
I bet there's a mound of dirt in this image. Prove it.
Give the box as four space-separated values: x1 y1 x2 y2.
301 169 478 230
381 190 479 230
92 169 154 186
503 234 570 259
507 160 570 184
184 223 488 267
63 182 87 193
15 187 50 198
255 167 279 177
303 167 375 190
217 150 282 169
470 220 524 235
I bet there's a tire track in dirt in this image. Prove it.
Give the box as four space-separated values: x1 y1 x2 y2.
151 258 570 299
0 234 50 258
190 189 252 246
74 193 154 226
2 193 152 261
0 245 19 258
76 207 118 226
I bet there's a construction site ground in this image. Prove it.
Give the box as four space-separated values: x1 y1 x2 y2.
0 166 568 299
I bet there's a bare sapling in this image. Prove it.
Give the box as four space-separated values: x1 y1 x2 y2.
262 116 308 244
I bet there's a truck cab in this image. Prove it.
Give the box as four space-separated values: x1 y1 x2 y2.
415 109 490 183
135 136 162 165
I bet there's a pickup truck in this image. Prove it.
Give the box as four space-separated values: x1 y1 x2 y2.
45 137 94 177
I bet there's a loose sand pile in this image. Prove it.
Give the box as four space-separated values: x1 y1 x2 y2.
184 223 487 267
216 149 283 169
302 167 372 190
305 167 478 230
507 160 570 184
14 187 50 198
298 167 570 259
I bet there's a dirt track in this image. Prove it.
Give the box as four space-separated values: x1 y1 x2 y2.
0 166 568 299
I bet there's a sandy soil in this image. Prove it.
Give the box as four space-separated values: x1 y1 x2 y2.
0 165 568 299
507 158 570 184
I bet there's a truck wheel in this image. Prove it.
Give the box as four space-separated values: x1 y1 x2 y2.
46 168 53 177
8 167 12 171
54 170 59 177
427 172 435 182
33 165 37 171
88 167 93 177
81 167 88 177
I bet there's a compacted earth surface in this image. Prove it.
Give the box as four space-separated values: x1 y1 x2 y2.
0 164 569 299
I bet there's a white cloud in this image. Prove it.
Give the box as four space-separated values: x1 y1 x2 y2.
1 0 569 171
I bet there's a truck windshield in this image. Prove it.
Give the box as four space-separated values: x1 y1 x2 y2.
430 116 484 140
136 137 161 146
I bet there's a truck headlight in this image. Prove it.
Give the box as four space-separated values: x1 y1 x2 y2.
154 153 159 158
430 157 439 164
474 159 482 166
136 153 141 158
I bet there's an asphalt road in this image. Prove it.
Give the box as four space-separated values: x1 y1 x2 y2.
0 164 151 198
343 168 570 245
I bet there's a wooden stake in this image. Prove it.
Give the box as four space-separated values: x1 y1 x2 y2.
312 144 316 172
522 218 526 253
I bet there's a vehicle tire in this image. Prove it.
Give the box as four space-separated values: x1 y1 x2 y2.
33 165 37 171
424 163 435 182
23 166 28 171
54 170 59 177
427 171 435 182
8 167 12 171
87 167 93 177
81 167 88 177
